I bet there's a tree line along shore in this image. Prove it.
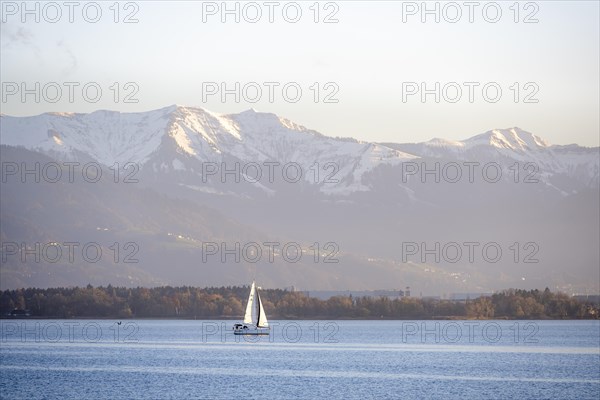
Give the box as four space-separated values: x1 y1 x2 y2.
1 286 598 320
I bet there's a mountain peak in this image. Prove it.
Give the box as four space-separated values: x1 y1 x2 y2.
241 108 259 114
466 127 549 151
425 138 465 148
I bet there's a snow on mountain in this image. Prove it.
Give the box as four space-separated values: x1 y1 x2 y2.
0 107 175 165
464 127 549 151
1 107 597 194
386 127 599 187
1 106 417 194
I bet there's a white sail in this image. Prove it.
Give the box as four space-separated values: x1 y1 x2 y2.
235 281 270 335
243 282 257 324
256 290 269 327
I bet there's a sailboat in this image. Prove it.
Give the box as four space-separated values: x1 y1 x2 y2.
233 281 270 335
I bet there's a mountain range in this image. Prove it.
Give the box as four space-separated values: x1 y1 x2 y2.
1 106 598 294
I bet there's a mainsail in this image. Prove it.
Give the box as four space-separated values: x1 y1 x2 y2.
243 282 257 324
243 281 269 327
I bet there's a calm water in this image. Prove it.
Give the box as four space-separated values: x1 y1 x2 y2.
1 320 598 399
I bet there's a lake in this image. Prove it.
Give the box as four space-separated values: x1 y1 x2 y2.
1 320 599 399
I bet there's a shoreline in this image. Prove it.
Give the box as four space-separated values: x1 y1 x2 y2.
1 316 597 321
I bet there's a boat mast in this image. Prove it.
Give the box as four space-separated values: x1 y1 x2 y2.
256 289 261 327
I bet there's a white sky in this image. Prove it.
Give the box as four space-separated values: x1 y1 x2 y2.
1 1 599 146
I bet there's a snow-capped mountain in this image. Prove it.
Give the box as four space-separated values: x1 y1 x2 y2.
385 127 598 187
2 106 597 196
1 106 417 195
1 106 598 293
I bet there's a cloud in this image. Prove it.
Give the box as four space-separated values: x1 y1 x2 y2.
56 40 78 76
0 23 78 77
0 24 39 57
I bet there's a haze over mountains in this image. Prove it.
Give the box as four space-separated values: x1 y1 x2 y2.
1 106 598 294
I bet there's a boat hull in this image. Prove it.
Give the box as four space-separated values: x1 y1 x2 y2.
233 324 270 335
233 330 269 336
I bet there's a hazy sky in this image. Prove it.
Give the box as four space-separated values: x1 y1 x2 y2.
1 1 598 146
